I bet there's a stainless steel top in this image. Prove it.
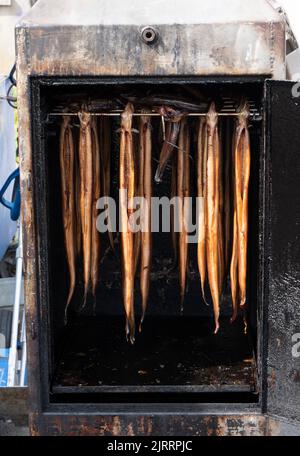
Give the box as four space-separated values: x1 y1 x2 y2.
21 0 281 26
16 0 286 79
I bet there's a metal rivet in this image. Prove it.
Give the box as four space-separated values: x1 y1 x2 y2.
141 27 158 45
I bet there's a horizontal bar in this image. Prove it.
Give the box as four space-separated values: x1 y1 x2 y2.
48 111 262 119
52 384 255 395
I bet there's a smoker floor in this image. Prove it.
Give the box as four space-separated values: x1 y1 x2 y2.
52 316 256 395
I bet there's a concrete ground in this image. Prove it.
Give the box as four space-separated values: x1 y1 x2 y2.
0 417 29 436
0 388 29 436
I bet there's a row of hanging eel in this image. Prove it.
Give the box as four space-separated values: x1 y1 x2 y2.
60 110 112 320
156 101 251 333
60 101 251 341
119 104 153 343
59 104 153 343
195 101 251 332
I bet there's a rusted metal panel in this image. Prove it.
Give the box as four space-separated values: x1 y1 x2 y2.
16 0 286 79
29 413 267 436
18 24 286 80
20 23 285 79
29 413 300 436
16 26 43 416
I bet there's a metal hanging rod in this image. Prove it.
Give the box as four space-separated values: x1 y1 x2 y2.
48 111 262 119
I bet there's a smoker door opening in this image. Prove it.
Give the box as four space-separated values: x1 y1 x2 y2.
36 80 262 403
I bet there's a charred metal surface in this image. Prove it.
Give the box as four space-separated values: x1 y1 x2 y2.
52 317 255 394
29 411 300 436
16 0 286 79
30 413 267 437
28 412 300 436
21 23 285 79
16 26 44 418
265 81 300 422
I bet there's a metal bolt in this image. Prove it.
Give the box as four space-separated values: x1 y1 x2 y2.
141 27 158 45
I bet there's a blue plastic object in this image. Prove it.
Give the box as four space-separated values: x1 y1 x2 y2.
0 348 28 387
0 349 9 387
0 168 21 221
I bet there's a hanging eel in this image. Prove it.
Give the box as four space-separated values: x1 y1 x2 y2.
177 119 190 310
206 103 220 333
120 103 136 344
230 123 239 323
133 114 145 276
139 114 152 329
78 110 93 307
170 150 178 269
235 102 251 309
74 127 82 260
60 116 76 319
91 117 101 299
197 117 208 304
218 120 225 294
224 117 232 275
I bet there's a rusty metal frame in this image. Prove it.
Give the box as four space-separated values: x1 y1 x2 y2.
16 73 267 435
17 72 300 435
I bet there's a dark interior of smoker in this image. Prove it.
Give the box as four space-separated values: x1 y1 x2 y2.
38 79 263 403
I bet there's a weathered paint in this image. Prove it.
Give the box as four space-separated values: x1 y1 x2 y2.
17 22 286 80
29 414 265 437
16 25 43 417
28 413 300 436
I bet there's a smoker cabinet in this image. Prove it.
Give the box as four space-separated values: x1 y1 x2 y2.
16 0 300 436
